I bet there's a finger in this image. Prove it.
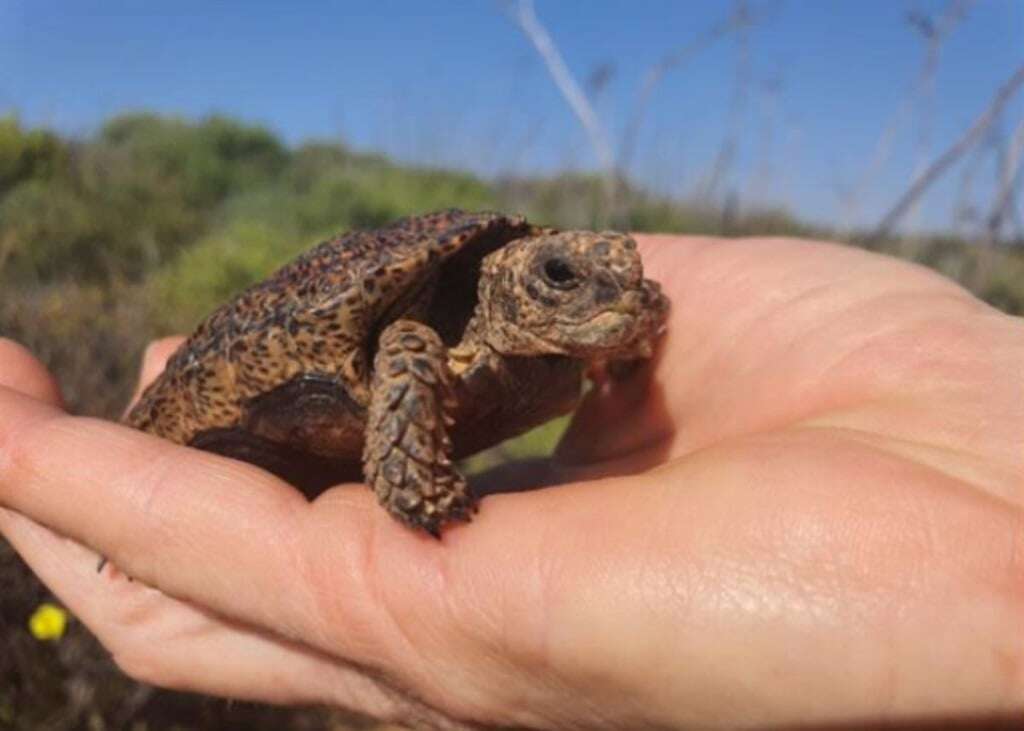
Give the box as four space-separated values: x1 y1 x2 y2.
0 388 546 721
0 387 429 696
127 337 186 410
0 388 319 637
0 338 63 407
0 391 442 715
0 507 406 714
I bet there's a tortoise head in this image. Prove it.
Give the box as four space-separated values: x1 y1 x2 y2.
476 230 668 359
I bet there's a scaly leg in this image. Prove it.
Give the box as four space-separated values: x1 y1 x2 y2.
363 320 474 536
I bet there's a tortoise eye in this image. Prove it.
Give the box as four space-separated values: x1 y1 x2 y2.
542 257 579 289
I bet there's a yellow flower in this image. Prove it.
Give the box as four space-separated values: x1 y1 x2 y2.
28 603 68 641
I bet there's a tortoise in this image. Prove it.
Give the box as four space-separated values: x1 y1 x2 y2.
126 210 669 536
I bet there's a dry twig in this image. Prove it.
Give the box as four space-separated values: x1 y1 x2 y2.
951 125 999 235
870 62 1024 242
617 1 772 174
841 0 975 232
697 0 752 203
986 115 1024 239
906 0 975 233
506 0 615 176
506 0 772 218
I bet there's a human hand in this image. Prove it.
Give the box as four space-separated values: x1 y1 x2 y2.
1 235 1021 729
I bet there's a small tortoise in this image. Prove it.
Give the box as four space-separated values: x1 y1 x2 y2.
127 210 668 535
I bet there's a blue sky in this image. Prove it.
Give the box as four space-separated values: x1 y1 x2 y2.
1 1 1022 232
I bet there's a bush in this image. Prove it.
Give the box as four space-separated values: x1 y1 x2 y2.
0 116 67 194
101 113 288 207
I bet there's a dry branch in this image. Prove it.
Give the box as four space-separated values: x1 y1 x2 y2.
951 126 998 234
870 62 1024 242
506 0 615 175
696 0 753 203
617 1 772 173
906 0 975 232
987 115 1024 238
842 0 975 232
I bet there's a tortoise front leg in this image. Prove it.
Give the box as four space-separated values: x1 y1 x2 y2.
363 319 475 536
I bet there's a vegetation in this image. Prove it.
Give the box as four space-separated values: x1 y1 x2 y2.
1 112 1022 729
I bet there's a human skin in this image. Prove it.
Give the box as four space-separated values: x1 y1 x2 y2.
0 235 1021 729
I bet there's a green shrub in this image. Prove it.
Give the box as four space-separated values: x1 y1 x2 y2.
0 116 67 194
0 147 203 283
101 113 288 207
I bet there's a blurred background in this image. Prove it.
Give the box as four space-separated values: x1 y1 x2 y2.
1 1 1022 728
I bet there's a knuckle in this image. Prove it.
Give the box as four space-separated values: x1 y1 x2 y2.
0 408 51 489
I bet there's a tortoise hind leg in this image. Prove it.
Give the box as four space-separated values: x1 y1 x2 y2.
363 319 474 536
206 372 369 497
190 428 361 498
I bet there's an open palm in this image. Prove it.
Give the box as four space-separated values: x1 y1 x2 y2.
1 235 1021 729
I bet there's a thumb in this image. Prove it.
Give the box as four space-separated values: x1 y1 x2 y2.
126 336 186 411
